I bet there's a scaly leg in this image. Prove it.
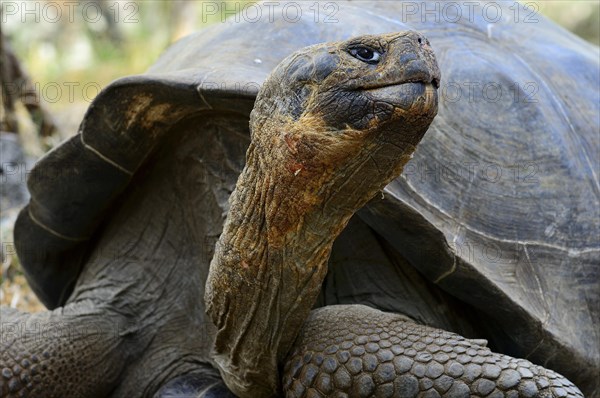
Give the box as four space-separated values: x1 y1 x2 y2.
284 305 583 398
1 305 129 397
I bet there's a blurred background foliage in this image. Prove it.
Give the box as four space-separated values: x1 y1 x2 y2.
1 0 599 310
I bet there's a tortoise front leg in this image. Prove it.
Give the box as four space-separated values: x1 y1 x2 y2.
0 304 130 397
284 305 583 398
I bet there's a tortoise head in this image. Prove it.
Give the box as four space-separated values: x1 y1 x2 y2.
253 31 439 130
248 31 440 225
206 31 440 397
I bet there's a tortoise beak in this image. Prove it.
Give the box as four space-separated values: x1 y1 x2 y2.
365 82 438 113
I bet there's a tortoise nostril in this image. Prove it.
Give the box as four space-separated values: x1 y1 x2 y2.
418 37 422 44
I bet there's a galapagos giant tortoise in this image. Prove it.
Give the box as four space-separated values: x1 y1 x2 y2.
1 1 598 397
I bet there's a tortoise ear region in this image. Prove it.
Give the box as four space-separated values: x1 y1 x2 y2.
253 45 341 123
272 47 339 120
283 46 340 84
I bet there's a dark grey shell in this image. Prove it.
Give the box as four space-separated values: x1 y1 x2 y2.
14 1 599 395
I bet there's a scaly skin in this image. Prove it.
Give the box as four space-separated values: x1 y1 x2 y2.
0 306 129 397
284 305 583 398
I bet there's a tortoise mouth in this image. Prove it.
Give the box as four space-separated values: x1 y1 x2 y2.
365 81 438 112
362 74 440 91
400 76 440 89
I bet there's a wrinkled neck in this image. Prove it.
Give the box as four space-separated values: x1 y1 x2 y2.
220 141 345 276
205 132 354 398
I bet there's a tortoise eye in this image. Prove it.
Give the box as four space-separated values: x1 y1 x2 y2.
348 46 381 64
